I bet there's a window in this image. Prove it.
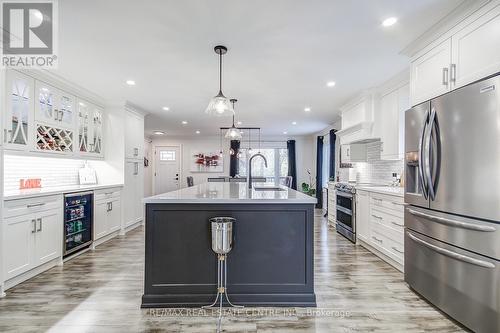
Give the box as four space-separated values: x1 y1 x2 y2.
237 148 288 184
160 150 176 161
322 140 330 188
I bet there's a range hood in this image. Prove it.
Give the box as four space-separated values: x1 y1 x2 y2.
336 121 380 145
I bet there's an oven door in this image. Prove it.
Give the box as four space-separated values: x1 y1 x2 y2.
336 207 354 232
336 191 353 211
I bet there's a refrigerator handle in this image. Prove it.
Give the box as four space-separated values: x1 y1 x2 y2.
426 108 437 200
418 109 429 199
408 209 496 232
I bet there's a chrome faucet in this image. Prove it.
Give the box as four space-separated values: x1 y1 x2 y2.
248 153 268 189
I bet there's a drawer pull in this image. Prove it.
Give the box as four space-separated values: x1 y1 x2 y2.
372 198 383 202
391 246 404 254
31 219 37 233
36 218 42 232
104 192 113 195
408 209 496 232
372 214 383 220
391 221 404 227
391 202 404 206
372 236 383 243
27 203 46 208
407 232 495 269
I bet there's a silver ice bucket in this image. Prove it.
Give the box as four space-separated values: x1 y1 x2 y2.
210 217 234 254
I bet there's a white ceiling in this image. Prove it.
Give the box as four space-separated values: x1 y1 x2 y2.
55 0 461 137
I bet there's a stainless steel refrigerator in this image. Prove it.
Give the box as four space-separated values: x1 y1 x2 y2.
404 74 500 333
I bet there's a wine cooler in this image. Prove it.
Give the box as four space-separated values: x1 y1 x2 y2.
64 192 93 256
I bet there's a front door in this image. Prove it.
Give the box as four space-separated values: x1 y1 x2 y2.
155 146 181 194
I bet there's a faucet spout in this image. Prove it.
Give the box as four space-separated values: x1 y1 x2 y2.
248 153 268 189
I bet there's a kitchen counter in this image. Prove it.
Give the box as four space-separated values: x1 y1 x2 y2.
4 183 124 200
356 186 404 197
142 181 316 308
143 182 317 204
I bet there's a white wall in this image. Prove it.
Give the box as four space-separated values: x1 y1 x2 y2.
148 135 313 193
143 138 153 197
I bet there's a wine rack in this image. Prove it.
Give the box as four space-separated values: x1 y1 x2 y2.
36 124 74 152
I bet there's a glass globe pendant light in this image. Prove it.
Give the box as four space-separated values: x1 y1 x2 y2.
225 99 242 139
205 45 234 117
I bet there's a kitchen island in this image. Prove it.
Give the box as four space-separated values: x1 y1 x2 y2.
141 182 317 308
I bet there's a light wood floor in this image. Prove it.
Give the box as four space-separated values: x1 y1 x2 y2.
0 211 466 332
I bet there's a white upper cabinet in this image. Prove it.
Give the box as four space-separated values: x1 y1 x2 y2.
77 99 104 157
125 109 144 160
3 70 34 150
379 84 409 160
410 2 500 105
410 38 452 106
35 81 76 129
451 4 500 88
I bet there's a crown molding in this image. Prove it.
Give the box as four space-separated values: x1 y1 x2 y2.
400 0 492 57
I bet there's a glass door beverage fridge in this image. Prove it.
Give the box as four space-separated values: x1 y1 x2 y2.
64 192 93 256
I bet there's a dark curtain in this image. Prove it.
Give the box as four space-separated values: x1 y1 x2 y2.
329 130 336 180
316 136 324 209
287 140 297 190
229 140 240 177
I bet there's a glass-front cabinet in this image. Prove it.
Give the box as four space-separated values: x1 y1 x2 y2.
4 70 34 150
78 99 103 157
35 81 76 129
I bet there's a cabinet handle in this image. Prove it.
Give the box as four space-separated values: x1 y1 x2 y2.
391 202 404 206
442 67 449 86
4 129 8 143
27 202 46 208
134 148 138 156
36 218 42 232
372 198 382 202
31 219 37 233
134 162 139 175
391 221 404 227
450 64 456 83
346 148 350 157
5 129 13 143
372 236 383 243
54 109 59 120
110 202 113 211
59 110 64 121
391 246 404 254
372 214 383 220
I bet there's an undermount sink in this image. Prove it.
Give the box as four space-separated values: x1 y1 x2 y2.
253 186 286 191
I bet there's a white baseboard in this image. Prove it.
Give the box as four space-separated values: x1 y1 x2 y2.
93 230 120 248
0 284 5 298
4 257 61 291
123 219 143 234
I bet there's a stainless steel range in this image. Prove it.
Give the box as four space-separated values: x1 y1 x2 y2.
334 182 356 243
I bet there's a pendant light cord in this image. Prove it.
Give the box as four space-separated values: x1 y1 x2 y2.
219 52 222 92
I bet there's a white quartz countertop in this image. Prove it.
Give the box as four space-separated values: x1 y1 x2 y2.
143 182 317 204
356 186 404 197
4 183 124 200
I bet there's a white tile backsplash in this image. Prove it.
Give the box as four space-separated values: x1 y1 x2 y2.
4 154 85 192
339 141 403 185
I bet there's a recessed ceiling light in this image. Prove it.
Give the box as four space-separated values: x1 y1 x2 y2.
304 107 311 112
326 81 336 87
283 131 288 135
237 121 242 125
162 106 170 111
181 121 188 125
153 131 165 135
292 121 297 125
195 130 200 134
126 80 136 86
382 17 398 27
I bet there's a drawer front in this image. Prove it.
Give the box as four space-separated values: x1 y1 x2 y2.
370 193 404 217
370 208 405 237
94 188 121 202
4 195 62 218
371 228 404 264
405 230 499 333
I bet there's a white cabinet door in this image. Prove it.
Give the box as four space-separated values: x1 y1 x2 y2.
34 81 57 126
94 200 108 240
135 162 144 223
356 190 370 243
3 214 34 280
410 38 452 106
107 197 121 233
124 160 137 227
34 210 61 266
451 4 500 89
341 144 366 163
125 111 144 160
4 70 34 150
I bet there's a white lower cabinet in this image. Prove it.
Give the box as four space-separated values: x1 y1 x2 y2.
94 188 122 242
356 190 405 271
124 160 144 228
2 197 62 282
355 190 370 242
327 182 336 225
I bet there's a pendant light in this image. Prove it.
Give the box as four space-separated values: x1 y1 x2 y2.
205 45 234 117
225 99 242 139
